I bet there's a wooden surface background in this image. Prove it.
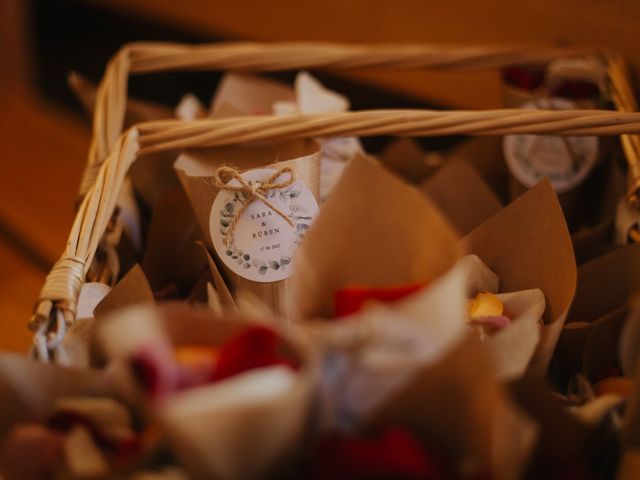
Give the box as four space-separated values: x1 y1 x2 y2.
0 0 637 352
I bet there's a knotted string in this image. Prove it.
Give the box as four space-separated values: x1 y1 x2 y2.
213 166 296 246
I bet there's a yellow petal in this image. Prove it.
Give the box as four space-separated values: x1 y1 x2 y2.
468 292 504 319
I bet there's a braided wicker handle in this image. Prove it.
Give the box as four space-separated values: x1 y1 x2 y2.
31 42 640 360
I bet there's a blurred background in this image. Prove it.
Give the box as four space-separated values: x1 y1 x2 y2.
0 0 638 352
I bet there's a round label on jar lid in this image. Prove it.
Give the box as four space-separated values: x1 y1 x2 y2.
209 167 319 283
503 97 598 193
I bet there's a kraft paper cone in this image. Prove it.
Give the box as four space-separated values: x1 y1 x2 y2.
554 243 640 384
211 72 359 201
557 308 626 387
302 258 535 479
502 82 615 238
130 151 184 210
141 188 207 294
446 136 509 202
367 333 536 480
175 139 321 314
289 153 460 320
94 264 154 318
509 375 590 476
444 134 619 255
570 242 640 325
0 355 128 440
58 282 111 367
380 138 435 184
301 259 468 431
422 160 503 236
59 266 153 368
462 179 577 375
96 304 317 480
570 156 624 262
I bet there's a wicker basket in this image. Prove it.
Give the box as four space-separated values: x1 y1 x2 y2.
29 41 640 361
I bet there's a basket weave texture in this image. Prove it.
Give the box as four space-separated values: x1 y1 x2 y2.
30 42 640 358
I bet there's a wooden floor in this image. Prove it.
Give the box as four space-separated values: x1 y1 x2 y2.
0 89 90 352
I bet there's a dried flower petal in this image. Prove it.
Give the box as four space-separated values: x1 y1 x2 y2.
334 283 425 318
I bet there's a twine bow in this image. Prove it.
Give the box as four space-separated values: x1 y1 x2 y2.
213 166 297 246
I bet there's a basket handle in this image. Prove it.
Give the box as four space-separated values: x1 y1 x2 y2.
32 41 640 360
83 41 617 196
31 107 640 360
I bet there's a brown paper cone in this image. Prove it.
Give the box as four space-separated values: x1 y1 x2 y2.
141 188 208 293
129 151 184 210
462 179 577 375
175 140 321 315
54 266 153 368
58 282 111 367
422 160 503 236
379 138 434 184
0 355 128 439
289 153 460 320
509 375 589 475
556 307 627 388
300 258 470 430
95 303 317 480
300 256 535 479
581 308 627 379
367 334 536 480
553 243 640 385
446 136 509 202
94 264 154 318
569 242 640 325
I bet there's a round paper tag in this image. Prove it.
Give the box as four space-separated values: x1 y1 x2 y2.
503 97 598 193
210 168 319 283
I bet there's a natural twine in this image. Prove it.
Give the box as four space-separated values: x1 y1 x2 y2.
213 166 297 247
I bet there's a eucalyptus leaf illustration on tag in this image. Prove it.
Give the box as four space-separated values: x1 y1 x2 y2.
210 167 319 282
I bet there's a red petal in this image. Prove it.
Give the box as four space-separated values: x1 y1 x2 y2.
502 66 546 91
130 343 179 396
210 326 299 382
310 427 453 480
334 283 426 318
